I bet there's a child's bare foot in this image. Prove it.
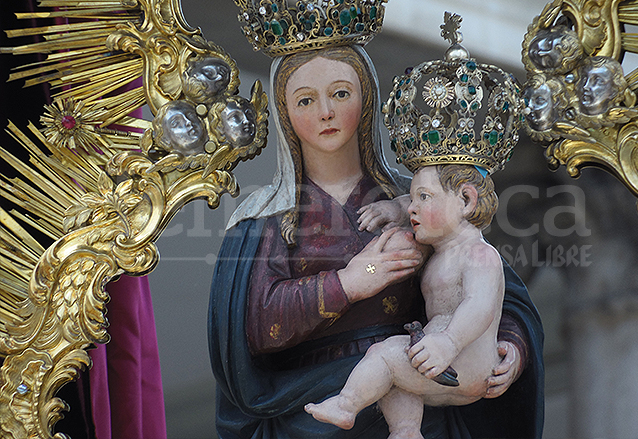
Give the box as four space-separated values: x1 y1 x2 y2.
304 396 357 430
388 427 425 439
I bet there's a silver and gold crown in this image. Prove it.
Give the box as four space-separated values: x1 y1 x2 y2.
234 0 387 57
383 13 524 175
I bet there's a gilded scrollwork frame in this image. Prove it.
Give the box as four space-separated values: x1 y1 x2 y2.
0 1 267 437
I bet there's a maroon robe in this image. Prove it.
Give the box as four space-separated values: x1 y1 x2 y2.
247 175 527 372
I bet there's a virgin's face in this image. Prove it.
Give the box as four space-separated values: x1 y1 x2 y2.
285 57 362 157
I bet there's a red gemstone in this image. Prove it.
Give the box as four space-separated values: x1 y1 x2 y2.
61 115 76 130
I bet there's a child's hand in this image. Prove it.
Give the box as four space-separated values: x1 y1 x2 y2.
407 332 460 379
357 196 410 232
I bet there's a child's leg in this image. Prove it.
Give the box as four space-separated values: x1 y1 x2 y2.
305 336 409 429
378 387 425 439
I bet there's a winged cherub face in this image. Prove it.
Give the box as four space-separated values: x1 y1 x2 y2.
220 99 257 147
183 56 231 104
578 60 621 116
159 101 208 154
524 83 556 132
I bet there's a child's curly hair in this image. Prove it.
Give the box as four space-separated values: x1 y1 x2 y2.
436 164 498 230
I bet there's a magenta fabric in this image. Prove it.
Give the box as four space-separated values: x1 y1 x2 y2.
90 275 167 439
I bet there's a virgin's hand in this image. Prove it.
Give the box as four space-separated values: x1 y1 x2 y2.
338 228 422 303
357 197 410 233
485 341 522 398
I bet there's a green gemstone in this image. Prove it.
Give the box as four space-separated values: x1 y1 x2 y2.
281 19 289 30
468 85 476 95
461 100 467 109
324 27 333 36
264 21 270 30
390 140 397 152
271 20 283 36
428 130 440 145
402 153 407 159
470 102 479 111
340 10 352 25
466 61 477 71
271 4 278 12
461 74 468 83
310 14 316 22
396 90 402 98
503 102 510 111
304 20 313 30
342 26 350 35
332 10 339 18
355 23 365 32
370 6 377 19
350 6 357 18
396 107 401 116
279 37 286 45
490 130 498 146
433 149 439 154
461 134 470 144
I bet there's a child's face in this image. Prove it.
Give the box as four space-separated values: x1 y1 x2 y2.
408 167 465 245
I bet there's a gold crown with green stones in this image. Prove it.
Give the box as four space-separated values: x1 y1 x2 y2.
234 0 387 57
383 13 524 175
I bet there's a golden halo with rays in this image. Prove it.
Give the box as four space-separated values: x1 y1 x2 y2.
40 98 108 153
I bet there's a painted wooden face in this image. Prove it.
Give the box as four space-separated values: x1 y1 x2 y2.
285 57 362 159
408 166 465 246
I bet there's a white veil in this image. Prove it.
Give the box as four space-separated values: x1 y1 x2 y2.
226 45 408 230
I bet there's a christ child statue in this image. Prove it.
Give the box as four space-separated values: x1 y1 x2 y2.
305 163 505 439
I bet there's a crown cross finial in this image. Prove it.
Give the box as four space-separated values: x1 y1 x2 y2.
441 12 463 45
